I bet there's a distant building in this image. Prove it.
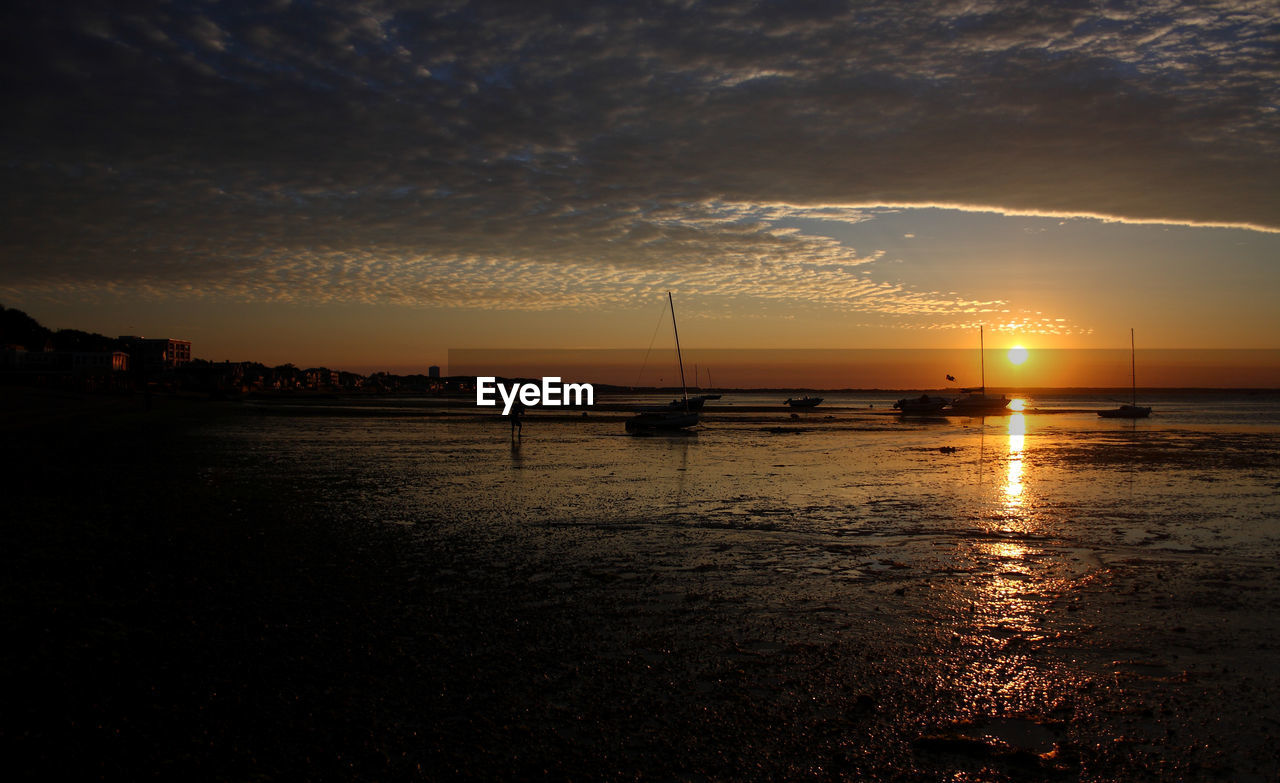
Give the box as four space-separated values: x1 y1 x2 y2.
119 337 192 372
428 365 440 379
0 348 130 391
0 349 126 373
73 351 129 373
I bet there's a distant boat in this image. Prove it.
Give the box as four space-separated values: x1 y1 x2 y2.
667 396 707 411
627 408 700 431
948 391 1011 415
893 394 948 415
947 325 1011 415
627 293 700 433
699 368 721 399
1098 404 1150 419
698 368 721 399
674 393 722 409
1099 328 1152 419
784 396 823 408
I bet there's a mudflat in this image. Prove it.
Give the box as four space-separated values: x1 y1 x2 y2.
4 389 1280 780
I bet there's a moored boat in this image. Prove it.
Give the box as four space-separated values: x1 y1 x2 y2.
947 392 1011 415
784 396 823 408
625 410 701 432
1099 328 1152 419
946 326 1011 415
628 293 699 433
1098 404 1151 419
893 394 949 415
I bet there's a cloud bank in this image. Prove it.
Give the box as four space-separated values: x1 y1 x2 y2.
2 0 1276 319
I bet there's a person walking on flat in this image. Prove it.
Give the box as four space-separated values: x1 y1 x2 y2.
510 400 526 438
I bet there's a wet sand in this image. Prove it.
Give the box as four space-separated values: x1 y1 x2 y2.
4 390 1280 780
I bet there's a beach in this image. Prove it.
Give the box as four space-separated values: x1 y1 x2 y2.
5 389 1280 780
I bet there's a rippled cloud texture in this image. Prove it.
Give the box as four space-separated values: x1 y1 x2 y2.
3 0 1277 321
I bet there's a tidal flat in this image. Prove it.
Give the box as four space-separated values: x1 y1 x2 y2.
5 389 1280 780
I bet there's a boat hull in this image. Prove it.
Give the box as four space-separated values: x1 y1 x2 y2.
626 412 700 432
1098 405 1151 419
784 397 823 408
894 396 949 415
946 395 1011 415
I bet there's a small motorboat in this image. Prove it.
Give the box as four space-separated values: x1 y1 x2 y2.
893 394 949 415
784 396 823 408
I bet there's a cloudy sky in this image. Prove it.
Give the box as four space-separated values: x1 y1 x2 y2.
2 0 1278 376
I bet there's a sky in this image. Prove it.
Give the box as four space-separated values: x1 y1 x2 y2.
2 0 1278 384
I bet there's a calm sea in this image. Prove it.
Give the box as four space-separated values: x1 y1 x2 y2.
226 389 1280 546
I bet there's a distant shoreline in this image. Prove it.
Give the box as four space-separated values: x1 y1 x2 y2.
412 383 1280 395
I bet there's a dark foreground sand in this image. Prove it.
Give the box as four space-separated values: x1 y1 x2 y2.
4 389 1278 781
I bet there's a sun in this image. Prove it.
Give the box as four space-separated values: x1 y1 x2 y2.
1007 345 1029 365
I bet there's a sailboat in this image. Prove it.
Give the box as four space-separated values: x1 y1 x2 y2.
1098 328 1152 418
698 367 722 400
626 293 700 433
947 325 1011 415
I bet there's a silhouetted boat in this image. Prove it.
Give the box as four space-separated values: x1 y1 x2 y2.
784 396 823 408
1099 328 1152 419
893 394 948 415
670 395 716 410
948 391 1011 415
946 325 1010 415
1098 405 1150 419
699 368 721 399
627 293 700 433
626 409 700 432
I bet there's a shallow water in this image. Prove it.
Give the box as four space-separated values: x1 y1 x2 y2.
214 392 1280 778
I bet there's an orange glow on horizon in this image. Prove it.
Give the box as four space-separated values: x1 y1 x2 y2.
445 347 1280 389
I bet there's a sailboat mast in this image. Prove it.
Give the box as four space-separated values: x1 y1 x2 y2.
980 325 985 393
669 292 689 406
1130 327 1136 406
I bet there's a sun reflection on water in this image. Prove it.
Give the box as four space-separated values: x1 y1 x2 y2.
1005 413 1025 507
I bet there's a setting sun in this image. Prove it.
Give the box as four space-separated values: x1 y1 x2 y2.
1007 345 1029 365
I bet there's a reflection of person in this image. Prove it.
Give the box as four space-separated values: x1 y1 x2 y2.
510 400 526 438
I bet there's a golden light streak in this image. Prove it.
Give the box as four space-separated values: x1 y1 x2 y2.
1005 413 1026 507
